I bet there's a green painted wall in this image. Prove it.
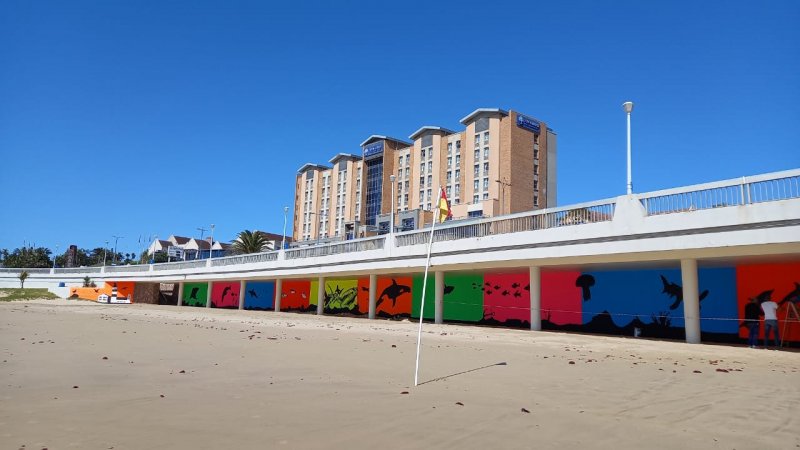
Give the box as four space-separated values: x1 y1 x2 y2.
182 282 208 307
443 273 484 322
411 274 435 319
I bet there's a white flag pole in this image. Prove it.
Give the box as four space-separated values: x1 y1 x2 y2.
414 189 442 386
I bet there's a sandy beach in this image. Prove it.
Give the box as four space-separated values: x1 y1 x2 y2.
1 299 798 450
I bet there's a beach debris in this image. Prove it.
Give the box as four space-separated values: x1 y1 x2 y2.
693 370 702 373
455 402 464 406
160 394 165 398
391 344 397 348
521 408 530 413
179 370 186 374
568 361 575 365
102 356 108 360
400 391 409 395
72 385 79 389
715 368 729 373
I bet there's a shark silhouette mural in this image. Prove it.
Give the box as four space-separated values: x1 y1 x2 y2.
243 281 275 310
356 277 413 317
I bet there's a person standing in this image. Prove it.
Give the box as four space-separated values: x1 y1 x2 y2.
744 297 762 348
760 296 781 349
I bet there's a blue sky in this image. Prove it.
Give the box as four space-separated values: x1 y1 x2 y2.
1 1 798 255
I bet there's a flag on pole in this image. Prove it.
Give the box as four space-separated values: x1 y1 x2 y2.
437 187 452 223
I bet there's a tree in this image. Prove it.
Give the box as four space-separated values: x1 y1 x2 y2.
231 230 270 255
19 271 28 288
1 247 52 268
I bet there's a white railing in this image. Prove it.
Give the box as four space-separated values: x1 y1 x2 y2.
284 236 386 259
106 264 151 273
55 267 103 274
0 268 51 274
395 199 617 247
152 260 208 271
639 169 800 216
211 251 279 267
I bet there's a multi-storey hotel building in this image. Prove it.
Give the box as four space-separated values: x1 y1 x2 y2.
293 108 556 242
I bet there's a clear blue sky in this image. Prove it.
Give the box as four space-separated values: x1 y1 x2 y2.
1 1 798 255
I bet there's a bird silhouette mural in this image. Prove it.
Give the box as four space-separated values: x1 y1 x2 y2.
189 287 199 300
660 275 709 310
376 279 411 309
248 289 258 298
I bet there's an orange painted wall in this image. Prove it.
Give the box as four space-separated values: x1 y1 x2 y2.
736 263 800 342
69 282 135 302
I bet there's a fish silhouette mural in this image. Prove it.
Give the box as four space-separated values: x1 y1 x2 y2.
182 283 208 307
280 280 312 312
659 275 709 310
322 279 360 314
211 282 239 308
357 277 413 317
243 281 275 310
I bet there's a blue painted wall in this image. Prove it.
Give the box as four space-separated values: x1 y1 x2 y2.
243 281 275 310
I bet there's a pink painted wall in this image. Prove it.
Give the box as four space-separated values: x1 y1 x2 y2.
211 281 240 308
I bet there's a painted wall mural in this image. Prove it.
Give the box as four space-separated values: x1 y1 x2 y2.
736 262 800 343
356 276 413 317
182 282 208 307
69 282 135 302
210 281 240 309
309 278 364 315
279 280 312 312
243 281 275 311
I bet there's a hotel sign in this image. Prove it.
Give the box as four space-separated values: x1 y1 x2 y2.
516 114 541 134
364 141 384 158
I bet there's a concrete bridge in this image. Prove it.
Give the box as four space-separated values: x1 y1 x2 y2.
3 169 799 345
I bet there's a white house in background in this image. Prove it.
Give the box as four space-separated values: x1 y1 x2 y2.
182 238 229 259
146 239 174 256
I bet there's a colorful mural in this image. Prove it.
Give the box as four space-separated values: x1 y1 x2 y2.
736 262 800 343
411 273 483 322
243 281 275 311
69 282 135 302
356 276 413 317
279 280 312 312
211 281 240 309
483 272 531 326
182 282 208 307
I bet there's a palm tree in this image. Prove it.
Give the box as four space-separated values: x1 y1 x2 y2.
231 230 270 254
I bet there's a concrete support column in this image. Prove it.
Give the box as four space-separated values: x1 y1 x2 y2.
681 259 701 344
177 282 184 307
368 274 377 320
434 271 444 324
529 266 541 331
274 279 282 312
316 276 325 315
238 280 246 310
206 281 212 308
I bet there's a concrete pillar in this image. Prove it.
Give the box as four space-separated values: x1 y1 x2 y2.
434 271 444 324
238 280 246 310
529 266 541 331
368 274 377 320
177 282 184 307
316 276 325 315
206 281 212 308
274 279 282 312
681 259 701 344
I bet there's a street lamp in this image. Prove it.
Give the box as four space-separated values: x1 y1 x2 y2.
111 235 123 265
103 240 108 266
282 206 289 250
622 101 634 195
52 244 59 270
209 224 215 259
495 178 511 215
389 174 396 234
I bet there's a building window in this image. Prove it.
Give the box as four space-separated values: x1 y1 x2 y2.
474 165 479 176
404 180 409 190
405 168 409 178
534 163 539 175
455 155 461 165
455 169 460 179
447 157 452 168
483 147 489 159
456 140 461 152
473 180 479 190
447 143 452 155
474 149 480 160
421 149 426 159
419 176 424 186
534 195 539 207
534 148 539 160
426 202 431 210
483 192 489 200
455 184 460 195
446 171 452 182
474 134 480 147
398 169 402 178
419 190 424 201
427 175 432 185
483 177 489 190
427 161 432 172
484 162 489 173
484 132 489 144
473 194 479 203
534 180 538 190
404 193 408 203
446 186 451 197
427 188 431 200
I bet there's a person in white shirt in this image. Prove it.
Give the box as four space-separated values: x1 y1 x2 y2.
760 299 780 349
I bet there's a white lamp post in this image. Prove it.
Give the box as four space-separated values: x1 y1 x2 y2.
209 224 215 259
389 174 396 234
52 244 59 269
282 206 289 250
103 240 108 266
622 101 634 195
112 235 123 265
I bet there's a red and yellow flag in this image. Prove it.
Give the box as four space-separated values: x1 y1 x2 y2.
437 187 452 223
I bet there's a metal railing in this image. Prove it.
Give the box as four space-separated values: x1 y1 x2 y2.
55 267 102 274
152 260 208 271
639 169 800 216
211 251 279 267
395 199 617 247
284 236 386 259
0 267 51 274
105 264 151 273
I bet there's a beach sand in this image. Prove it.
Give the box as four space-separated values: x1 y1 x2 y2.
1 299 798 450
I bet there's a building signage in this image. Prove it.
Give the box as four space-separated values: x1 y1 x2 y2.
516 114 541 133
363 141 384 158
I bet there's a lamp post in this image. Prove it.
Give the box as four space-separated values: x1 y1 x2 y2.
52 244 59 269
282 206 289 250
209 224 215 260
111 235 123 265
495 178 511 215
103 240 108 266
389 174 396 234
622 101 634 195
